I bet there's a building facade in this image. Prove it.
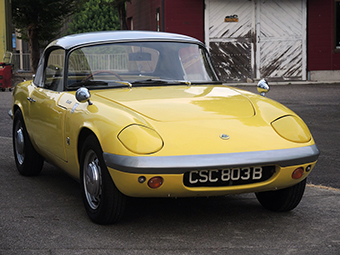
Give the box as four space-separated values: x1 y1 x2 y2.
205 0 306 82
127 0 340 82
0 0 12 61
126 0 204 41
308 0 340 80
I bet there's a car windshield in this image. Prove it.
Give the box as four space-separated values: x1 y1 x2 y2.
66 41 219 90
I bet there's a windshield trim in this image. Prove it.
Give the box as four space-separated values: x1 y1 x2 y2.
65 40 220 91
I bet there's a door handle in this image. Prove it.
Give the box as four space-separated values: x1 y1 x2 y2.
27 97 36 103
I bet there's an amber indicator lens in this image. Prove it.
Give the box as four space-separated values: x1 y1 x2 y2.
292 167 304 179
148 176 164 189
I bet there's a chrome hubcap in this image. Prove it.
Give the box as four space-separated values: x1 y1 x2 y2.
83 150 102 210
15 124 25 165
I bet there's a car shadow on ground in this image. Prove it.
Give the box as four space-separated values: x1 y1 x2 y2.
13 161 288 225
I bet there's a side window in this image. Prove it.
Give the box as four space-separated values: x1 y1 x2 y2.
33 57 44 87
44 49 65 91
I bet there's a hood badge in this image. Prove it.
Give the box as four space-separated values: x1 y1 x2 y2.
220 134 230 140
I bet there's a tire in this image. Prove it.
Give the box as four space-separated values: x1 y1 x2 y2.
255 178 307 212
13 110 44 176
80 135 126 224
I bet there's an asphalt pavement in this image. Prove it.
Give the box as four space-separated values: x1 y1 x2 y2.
0 83 339 254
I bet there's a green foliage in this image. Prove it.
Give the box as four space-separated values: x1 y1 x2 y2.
67 0 120 34
11 0 127 72
12 0 79 44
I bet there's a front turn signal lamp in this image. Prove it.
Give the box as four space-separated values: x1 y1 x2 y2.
271 115 311 143
148 176 164 189
292 167 304 179
118 124 163 154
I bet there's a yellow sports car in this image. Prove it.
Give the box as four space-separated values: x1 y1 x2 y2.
11 31 319 224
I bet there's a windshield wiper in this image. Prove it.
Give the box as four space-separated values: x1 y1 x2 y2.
131 79 191 86
67 80 132 89
67 80 108 89
114 80 132 88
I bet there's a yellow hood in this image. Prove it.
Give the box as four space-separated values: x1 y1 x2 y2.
94 85 255 122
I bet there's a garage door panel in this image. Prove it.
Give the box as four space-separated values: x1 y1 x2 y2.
206 0 306 81
210 41 252 81
209 0 254 39
259 40 303 80
259 0 304 38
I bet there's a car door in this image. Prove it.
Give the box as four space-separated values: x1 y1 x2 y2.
28 48 68 162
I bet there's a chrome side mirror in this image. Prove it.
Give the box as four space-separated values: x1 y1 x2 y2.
257 79 270 97
76 87 93 105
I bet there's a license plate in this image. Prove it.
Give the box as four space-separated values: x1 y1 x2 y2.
183 166 275 187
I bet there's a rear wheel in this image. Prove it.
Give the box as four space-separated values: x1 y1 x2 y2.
13 110 44 176
80 135 126 224
255 179 306 212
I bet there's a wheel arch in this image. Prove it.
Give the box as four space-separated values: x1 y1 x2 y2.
77 127 100 165
13 104 29 138
13 103 23 117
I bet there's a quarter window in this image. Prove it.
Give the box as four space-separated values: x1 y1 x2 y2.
44 49 64 91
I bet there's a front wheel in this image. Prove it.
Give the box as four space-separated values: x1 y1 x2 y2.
80 135 126 224
13 110 44 176
255 179 307 212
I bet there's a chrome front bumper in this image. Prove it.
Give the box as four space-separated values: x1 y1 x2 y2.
103 144 320 174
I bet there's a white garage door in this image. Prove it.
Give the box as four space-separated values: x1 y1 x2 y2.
205 0 306 82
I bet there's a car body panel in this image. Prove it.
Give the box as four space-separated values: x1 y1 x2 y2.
95 85 255 121
108 162 317 197
28 88 67 161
